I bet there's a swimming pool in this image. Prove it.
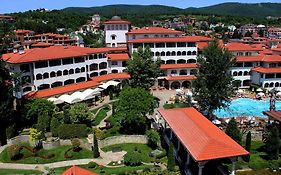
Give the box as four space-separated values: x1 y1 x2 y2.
214 98 281 118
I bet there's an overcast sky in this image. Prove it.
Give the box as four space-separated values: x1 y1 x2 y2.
1 0 280 13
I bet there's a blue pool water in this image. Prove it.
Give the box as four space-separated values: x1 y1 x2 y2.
214 98 281 118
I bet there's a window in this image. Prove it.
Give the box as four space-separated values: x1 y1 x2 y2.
89 55 94 60
187 42 196 47
155 43 165 48
107 25 110 30
119 25 123 30
57 71 62 76
112 69 118 73
132 35 136 39
51 82 63 88
177 42 186 47
192 51 197 55
90 63 98 71
81 67 85 72
190 69 198 75
64 79 75 85
265 74 274 79
112 61 118 66
90 72 98 77
244 62 253 67
35 61 48 69
76 77 86 83
100 71 107 75
23 86 32 93
62 58 73 65
144 35 149 38
69 69 74 74
166 43 176 47
177 51 182 56
161 52 165 56
155 52 160 56
74 57 85 63
155 35 159 38
49 60 61 67
111 35 116 40
50 71 56 78
166 51 171 56
182 51 186 56
171 70 177 74
63 70 68 75
171 51 176 56
38 84 50 90
75 68 81 73
43 73 49 79
99 62 107 69
22 75 31 83
36 74 43 80
179 70 188 75
20 64 30 72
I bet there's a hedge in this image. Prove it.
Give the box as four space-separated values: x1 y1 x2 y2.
58 124 87 139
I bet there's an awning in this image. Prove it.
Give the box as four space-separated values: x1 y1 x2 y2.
99 80 120 89
58 94 82 104
47 97 64 105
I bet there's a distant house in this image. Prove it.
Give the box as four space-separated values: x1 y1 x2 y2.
61 165 99 175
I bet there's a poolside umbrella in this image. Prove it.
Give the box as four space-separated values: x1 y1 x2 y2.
176 89 182 92
256 88 263 92
212 119 221 125
257 92 265 97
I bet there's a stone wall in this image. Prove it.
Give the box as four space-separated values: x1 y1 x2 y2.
42 138 60 150
7 135 29 145
98 135 148 148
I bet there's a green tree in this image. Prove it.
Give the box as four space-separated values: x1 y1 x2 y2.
265 126 280 160
193 40 235 117
116 87 156 134
243 131 251 162
29 128 43 147
24 98 57 124
93 131 100 158
36 112 51 133
244 31 252 37
145 129 160 149
126 46 161 90
0 58 14 145
167 144 176 171
225 118 242 144
67 103 91 124
232 29 242 39
50 117 60 137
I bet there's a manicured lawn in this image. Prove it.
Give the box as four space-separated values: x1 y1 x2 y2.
0 142 93 164
92 104 111 126
54 164 156 175
103 114 122 138
237 140 281 170
101 143 154 163
0 169 42 174
237 170 281 175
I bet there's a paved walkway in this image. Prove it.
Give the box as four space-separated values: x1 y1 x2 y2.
96 104 112 128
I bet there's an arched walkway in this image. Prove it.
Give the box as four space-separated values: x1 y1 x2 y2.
182 81 191 89
171 81 180 89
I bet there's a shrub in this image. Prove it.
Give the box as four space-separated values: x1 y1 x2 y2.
268 161 279 171
58 124 87 139
167 144 176 171
50 117 60 137
6 124 17 139
124 152 143 166
93 131 100 158
71 138 81 152
94 128 105 140
146 129 160 149
87 162 98 169
7 144 21 160
155 148 167 159
36 112 51 133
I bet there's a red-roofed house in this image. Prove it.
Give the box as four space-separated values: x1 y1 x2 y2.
1 45 130 99
155 107 248 175
104 16 130 47
61 165 99 175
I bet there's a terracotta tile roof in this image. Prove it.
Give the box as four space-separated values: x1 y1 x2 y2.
262 55 281 62
127 27 184 35
160 63 198 69
103 20 131 24
90 72 130 82
25 73 130 98
226 43 262 51
259 49 273 55
128 36 212 43
31 42 54 47
252 67 281 74
235 56 263 62
197 42 209 50
263 110 281 122
62 165 99 175
1 46 128 64
158 107 249 161
164 75 196 81
272 47 281 52
107 53 130 61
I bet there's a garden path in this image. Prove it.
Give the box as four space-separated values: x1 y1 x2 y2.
96 104 112 128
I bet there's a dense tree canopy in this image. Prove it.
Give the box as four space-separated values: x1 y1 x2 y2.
126 46 161 90
265 126 280 160
24 98 58 124
67 102 91 124
193 40 235 117
116 87 156 134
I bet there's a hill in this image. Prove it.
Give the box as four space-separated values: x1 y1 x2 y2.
63 3 281 18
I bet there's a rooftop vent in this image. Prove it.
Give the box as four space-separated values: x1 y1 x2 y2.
145 27 149 30
63 44 68 49
19 49 25 55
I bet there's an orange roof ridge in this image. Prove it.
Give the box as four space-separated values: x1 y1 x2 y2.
62 165 99 175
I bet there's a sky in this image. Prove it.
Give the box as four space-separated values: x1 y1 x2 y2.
1 0 280 13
